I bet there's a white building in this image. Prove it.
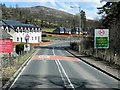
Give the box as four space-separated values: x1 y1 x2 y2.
1 20 42 44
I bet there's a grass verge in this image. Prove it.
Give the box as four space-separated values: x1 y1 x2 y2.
2 49 36 86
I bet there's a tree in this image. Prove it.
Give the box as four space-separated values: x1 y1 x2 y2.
98 1 120 55
80 10 87 31
15 43 24 55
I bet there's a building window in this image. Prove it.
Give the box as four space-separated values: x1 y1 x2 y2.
21 37 22 42
8 29 10 32
32 28 34 32
17 37 19 41
27 28 30 33
20 29 22 33
32 37 33 40
37 28 39 32
35 37 37 40
38 36 40 42
34 29 36 32
30 29 32 32
38 28 40 32
24 28 27 32
16 29 19 33
23 29 25 32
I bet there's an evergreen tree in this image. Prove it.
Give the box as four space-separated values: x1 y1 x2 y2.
98 1 120 55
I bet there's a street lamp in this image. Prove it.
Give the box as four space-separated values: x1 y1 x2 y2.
70 6 81 31
70 6 82 53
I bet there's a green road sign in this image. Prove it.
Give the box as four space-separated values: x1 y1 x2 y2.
94 29 109 48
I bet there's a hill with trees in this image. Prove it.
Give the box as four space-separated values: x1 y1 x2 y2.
0 3 91 30
1 4 74 28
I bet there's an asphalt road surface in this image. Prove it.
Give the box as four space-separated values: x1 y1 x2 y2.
9 41 119 90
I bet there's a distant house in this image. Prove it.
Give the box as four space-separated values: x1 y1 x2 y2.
53 27 71 34
53 27 65 34
71 27 81 34
1 20 42 45
53 27 82 35
64 28 71 34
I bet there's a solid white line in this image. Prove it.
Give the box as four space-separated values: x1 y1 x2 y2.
52 47 55 56
8 49 39 90
53 48 67 86
55 60 67 87
8 63 27 90
57 60 75 90
53 47 75 89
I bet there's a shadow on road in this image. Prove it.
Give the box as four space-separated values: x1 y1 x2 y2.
9 75 94 90
35 46 68 51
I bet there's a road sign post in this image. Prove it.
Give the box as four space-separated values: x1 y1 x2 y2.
25 34 29 44
25 34 30 52
94 29 109 48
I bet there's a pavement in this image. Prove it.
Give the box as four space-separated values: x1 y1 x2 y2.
66 48 120 81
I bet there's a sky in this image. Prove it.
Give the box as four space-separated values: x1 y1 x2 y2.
0 0 108 20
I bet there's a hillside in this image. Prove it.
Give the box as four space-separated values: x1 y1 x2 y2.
20 6 74 28
30 6 73 19
1 4 97 29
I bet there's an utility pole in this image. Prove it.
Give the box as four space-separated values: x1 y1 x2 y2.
70 6 82 53
70 6 82 31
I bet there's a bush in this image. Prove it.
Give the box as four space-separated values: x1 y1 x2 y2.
42 34 47 37
70 42 78 50
15 43 24 55
82 37 94 49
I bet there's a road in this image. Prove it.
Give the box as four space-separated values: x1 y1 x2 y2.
9 41 119 90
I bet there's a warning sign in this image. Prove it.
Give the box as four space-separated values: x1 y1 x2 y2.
98 29 105 36
0 39 12 53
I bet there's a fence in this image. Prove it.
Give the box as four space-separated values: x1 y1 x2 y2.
1 48 36 86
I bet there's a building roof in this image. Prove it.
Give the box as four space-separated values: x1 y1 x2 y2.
1 19 40 29
53 27 65 33
65 28 71 32
0 28 12 39
2 20 22 25
0 20 6 26
71 27 81 32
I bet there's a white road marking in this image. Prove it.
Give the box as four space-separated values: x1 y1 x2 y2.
57 60 75 89
52 48 55 56
39 55 50 62
55 60 67 87
8 49 39 90
53 47 75 90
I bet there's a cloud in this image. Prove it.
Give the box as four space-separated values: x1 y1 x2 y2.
50 0 57 7
56 2 102 19
2 0 101 2
85 8 100 20
1 0 106 20
81 2 104 20
100 0 120 2
58 2 71 12
2 0 119 3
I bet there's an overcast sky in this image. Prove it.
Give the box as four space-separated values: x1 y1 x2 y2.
1 0 108 20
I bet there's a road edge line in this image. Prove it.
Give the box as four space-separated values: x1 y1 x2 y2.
65 48 120 81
